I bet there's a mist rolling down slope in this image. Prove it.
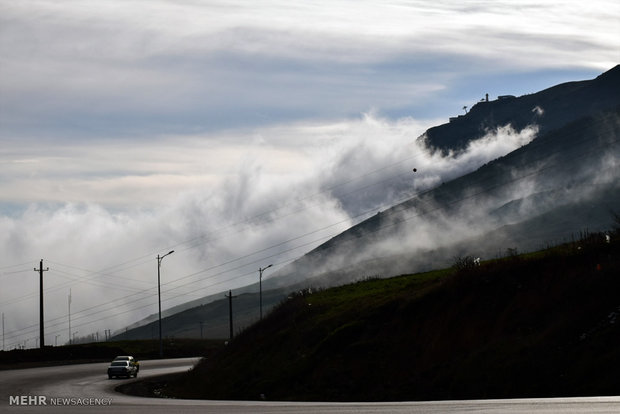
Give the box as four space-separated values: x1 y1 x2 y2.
119 66 620 339
265 65 620 291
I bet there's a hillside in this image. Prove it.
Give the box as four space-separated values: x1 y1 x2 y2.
270 105 620 289
163 230 620 401
265 64 620 290
117 66 620 341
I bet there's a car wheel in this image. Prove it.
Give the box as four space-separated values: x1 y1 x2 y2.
108 375 113 379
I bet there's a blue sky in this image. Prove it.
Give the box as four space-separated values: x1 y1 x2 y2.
0 0 618 348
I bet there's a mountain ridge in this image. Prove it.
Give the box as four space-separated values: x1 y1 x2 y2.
118 66 620 339
421 64 620 153
269 105 619 290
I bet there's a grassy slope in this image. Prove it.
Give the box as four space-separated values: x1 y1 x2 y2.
167 232 620 401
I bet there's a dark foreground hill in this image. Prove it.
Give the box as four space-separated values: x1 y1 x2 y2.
163 230 620 401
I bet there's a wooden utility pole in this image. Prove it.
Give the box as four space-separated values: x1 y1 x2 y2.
259 264 272 320
225 290 237 341
34 260 49 349
68 289 71 345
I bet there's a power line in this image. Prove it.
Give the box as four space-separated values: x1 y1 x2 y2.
0 147 426 313
2 117 618 346
0 127 524 304
9 132 616 346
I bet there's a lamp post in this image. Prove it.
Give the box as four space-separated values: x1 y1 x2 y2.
259 264 272 320
157 250 174 358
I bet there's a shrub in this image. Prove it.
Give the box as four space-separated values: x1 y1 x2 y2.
452 255 478 273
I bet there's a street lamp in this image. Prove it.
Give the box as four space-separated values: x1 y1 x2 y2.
157 250 174 358
259 264 273 320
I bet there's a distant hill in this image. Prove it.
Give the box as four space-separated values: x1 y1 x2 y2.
111 288 288 341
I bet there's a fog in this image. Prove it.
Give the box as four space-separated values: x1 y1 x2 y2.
0 113 543 349
274 113 620 288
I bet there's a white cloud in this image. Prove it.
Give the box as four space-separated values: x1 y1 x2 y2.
2 0 617 137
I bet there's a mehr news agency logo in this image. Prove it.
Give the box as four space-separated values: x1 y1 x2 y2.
9 395 112 406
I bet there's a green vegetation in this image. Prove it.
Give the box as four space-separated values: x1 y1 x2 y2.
164 231 620 401
0 339 223 370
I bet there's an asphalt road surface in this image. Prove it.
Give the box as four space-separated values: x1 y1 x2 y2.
2 358 620 413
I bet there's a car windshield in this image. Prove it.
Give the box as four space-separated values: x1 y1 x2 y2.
111 362 128 366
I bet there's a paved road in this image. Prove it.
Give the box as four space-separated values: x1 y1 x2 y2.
3 358 620 413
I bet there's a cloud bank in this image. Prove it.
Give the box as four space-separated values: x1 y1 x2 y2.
0 112 541 348
1 0 617 138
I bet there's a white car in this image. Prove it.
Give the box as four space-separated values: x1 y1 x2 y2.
112 355 140 372
107 360 138 379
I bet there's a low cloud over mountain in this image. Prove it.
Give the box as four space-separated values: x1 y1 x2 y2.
268 66 620 289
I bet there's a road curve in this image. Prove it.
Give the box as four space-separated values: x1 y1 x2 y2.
2 358 620 413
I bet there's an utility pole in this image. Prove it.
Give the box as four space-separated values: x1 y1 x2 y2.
157 250 174 359
68 289 71 345
225 290 237 342
259 264 272 320
2 312 4 351
34 259 49 349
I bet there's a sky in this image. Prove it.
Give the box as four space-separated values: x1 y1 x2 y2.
1 0 618 349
